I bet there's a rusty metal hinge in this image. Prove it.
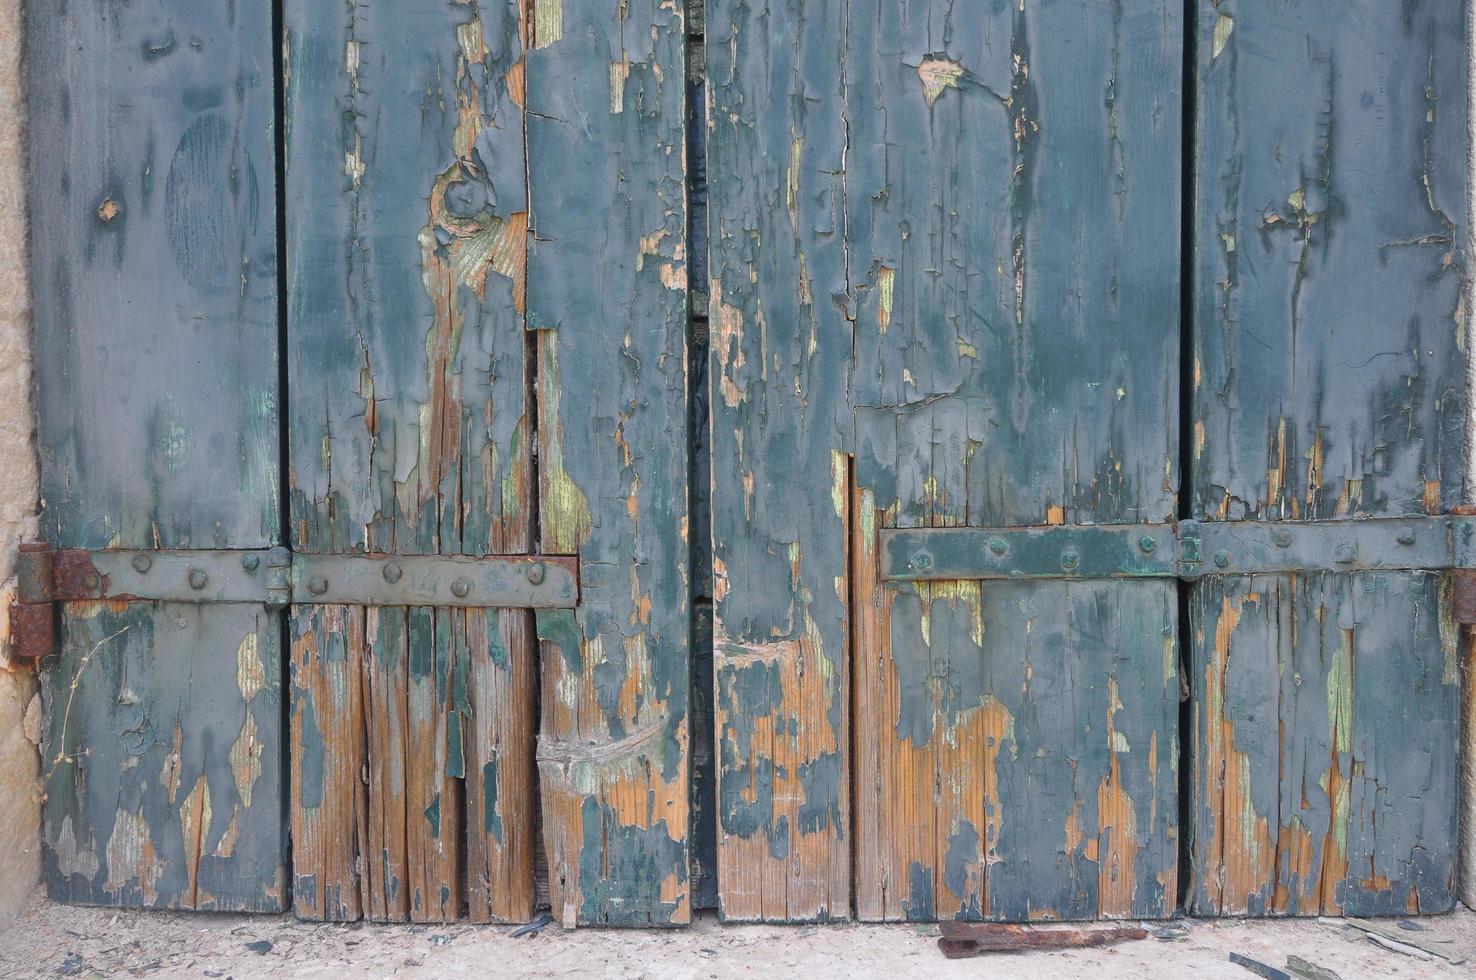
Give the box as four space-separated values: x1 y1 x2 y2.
881 515 1476 623
7 543 580 661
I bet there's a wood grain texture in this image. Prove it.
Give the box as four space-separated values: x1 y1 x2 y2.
1190 573 1458 915
28 2 285 910
284 0 537 923
706 0 852 923
526 0 691 927
709 0 1181 921
1188 0 1465 915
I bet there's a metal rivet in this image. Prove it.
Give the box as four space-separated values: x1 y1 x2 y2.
85 572 102 593
383 562 403 584
189 569 209 590
1138 535 1157 554
1273 529 1293 548
132 554 152 573
451 578 471 598
1213 549 1232 569
1333 543 1356 564
307 575 329 596
1396 528 1417 546
241 554 260 572
526 562 546 585
1061 550 1080 571
912 553 934 572
988 538 1008 556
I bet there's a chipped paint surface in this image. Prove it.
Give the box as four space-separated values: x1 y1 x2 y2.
707 0 852 923
29 2 286 912
1190 574 1458 915
1187 1 1465 916
710 0 1181 923
526 0 690 927
43 603 285 911
285 1 538 924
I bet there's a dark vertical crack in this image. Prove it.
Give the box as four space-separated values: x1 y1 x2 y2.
684 0 718 913
270 0 295 909
1176 0 1198 912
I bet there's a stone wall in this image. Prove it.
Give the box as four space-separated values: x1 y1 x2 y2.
0 0 42 925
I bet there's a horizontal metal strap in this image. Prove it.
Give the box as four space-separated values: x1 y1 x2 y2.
292 554 577 608
880 515 1476 582
36 548 578 608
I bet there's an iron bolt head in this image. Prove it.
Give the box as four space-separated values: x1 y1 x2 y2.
84 572 102 593
1273 529 1293 548
1138 535 1157 554
526 562 546 585
451 578 471 598
307 575 329 596
988 538 1008 556
241 554 261 572
1213 549 1232 569
131 554 153 573
1396 528 1417 546
912 552 934 572
1061 550 1080 571
188 569 209 590
1332 543 1356 564
383 562 403 584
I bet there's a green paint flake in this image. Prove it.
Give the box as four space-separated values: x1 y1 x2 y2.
424 793 442 837
1212 14 1234 60
918 57 965 106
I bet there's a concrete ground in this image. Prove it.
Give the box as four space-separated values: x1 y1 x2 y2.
0 897 1471 979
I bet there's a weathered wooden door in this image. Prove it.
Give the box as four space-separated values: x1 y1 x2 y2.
707 0 1464 923
23 0 1465 928
29 0 691 927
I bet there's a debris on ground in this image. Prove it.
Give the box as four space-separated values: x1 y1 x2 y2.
1343 917 1466 963
937 923 1147 959
1228 951 1290 979
510 913 554 938
242 939 272 955
1284 954 1342 980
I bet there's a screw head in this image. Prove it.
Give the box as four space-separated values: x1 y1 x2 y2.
1273 529 1293 548
526 562 547 585
1138 535 1157 554
1396 528 1417 546
132 554 153 573
911 552 934 572
1061 550 1080 571
988 538 1008 556
1332 543 1356 564
307 575 329 596
188 569 209 590
1213 549 1232 569
241 554 261 572
451 578 471 598
383 562 403 584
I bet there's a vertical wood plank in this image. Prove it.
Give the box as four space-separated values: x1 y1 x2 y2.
290 605 366 921
1188 0 1465 916
284 0 537 922
526 0 690 926
29 2 285 910
466 609 537 923
706 0 852 923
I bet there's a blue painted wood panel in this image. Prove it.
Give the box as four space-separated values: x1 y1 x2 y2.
29 2 286 911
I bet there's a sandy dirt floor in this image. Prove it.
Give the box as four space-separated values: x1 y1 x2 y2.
1 897 1471 979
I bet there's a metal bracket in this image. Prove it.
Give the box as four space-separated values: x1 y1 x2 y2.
7 544 579 661
881 515 1476 584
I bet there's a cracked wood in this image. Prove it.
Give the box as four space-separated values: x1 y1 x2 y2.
285 0 536 923
526 0 691 928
